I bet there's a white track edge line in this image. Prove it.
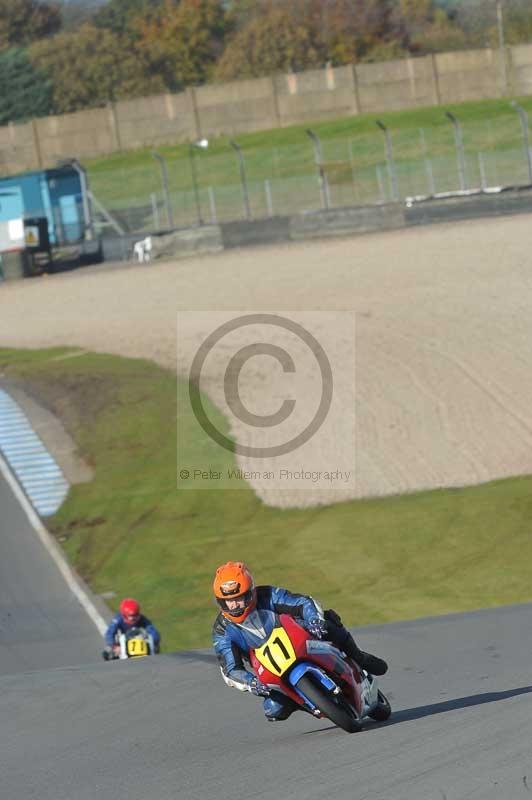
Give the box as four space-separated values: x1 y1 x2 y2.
0 451 107 635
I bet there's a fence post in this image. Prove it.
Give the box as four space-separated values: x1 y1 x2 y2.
190 147 201 226
347 139 358 202
270 75 282 127
376 120 399 201
230 140 251 220
510 101 532 184
108 103 122 152
264 179 273 216
30 119 43 169
186 139 209 226
208 186 217 224
351 65 361 114
496 2 509 95
477 152 488 190
444 111 468 191
430 53 441 105
425 159 436 195
506 45 516 96
306 129 330 210
150 193 160 229
187 87 202 141
151 150 173 229
375 165 386 203
419 128 436 195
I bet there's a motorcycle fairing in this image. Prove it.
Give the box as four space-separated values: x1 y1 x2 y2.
249 613 364 715
127 637 148 657
118 627 154 659
254 625 297 676
289 662 338 691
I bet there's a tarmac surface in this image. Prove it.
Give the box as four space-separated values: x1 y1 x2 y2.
2 603 532 800
0 468 102 675
1 459 531 800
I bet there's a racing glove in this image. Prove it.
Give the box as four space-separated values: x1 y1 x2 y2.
307 617 328 639
102 646 118 661
249 677 270 697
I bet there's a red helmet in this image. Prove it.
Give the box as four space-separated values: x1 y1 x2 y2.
120 598 140 624
213 561 256 623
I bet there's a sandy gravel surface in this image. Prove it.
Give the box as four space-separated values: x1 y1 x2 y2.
2 215 532 507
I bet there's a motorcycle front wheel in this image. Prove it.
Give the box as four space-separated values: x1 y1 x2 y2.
296 675 362 733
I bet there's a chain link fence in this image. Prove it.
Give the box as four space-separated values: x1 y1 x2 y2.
86 109 532 236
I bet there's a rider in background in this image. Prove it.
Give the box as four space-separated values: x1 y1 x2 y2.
102 598 161 660
212 561 388 722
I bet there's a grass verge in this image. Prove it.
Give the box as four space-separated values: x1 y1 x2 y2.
86 95 532 204
1 346 531 651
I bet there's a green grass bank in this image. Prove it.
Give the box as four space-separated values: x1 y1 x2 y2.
86 95 532 226
1 346 531 651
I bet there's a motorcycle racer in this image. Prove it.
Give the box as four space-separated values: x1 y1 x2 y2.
212 561 388 721
102 598 161 660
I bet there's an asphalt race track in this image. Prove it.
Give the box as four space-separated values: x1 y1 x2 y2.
2 457 532 800
0 468 102 674
2 469 532 798
3 608 532 800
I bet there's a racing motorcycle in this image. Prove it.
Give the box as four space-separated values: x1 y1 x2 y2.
248 610 391 733
104 627 157 661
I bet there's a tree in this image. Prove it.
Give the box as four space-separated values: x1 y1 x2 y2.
29 23 165 114
93 0 164 35
135 0 229 90
214 5 326 80
486 0 532 47
0 0 62 49
394 0 467 54
215 0 413 76
0 48 53 123
324 0 409 64
58 0 106 32
448 0 532 48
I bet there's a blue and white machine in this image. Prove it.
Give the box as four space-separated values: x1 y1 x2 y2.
0 163 88 247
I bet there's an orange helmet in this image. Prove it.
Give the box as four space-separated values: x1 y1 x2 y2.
213 561 256 623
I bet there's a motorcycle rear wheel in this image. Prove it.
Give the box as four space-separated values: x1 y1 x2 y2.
296 675 362 733
368 690 392 722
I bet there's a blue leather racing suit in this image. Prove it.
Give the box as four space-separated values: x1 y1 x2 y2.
104 613 161 649
213 585 328 720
